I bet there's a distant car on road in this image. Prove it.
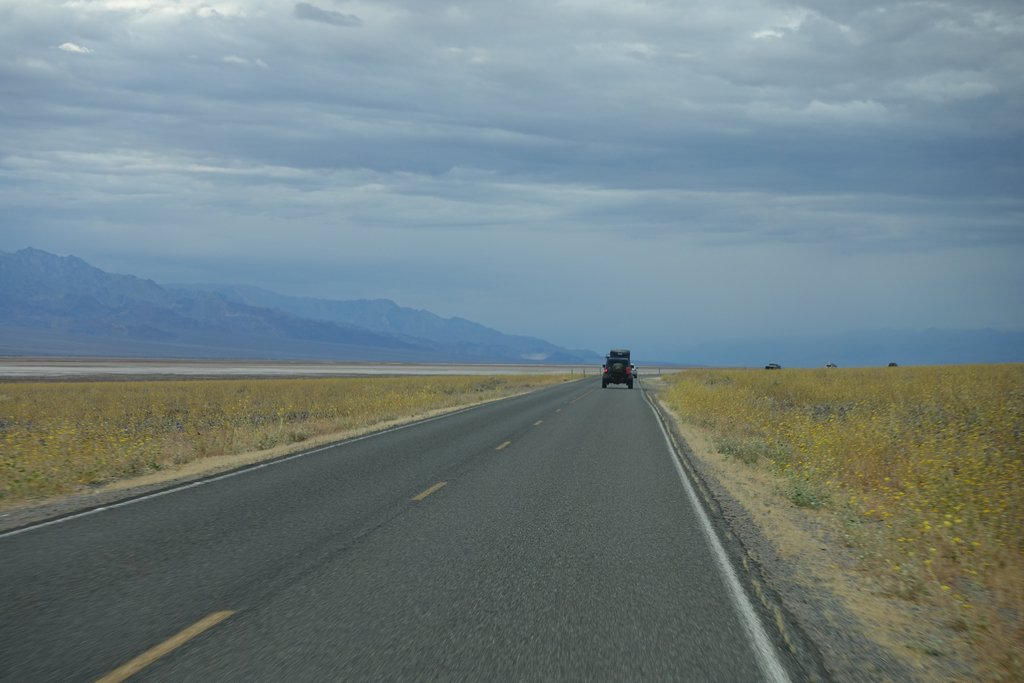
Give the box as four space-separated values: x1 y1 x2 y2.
826 363 838 368
765 363 781 370
603 349 634 389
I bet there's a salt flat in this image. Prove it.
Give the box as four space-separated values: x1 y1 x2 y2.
0 357 612 381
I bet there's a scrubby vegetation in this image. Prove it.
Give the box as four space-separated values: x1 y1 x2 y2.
0 374 569 504
662 364 1023 677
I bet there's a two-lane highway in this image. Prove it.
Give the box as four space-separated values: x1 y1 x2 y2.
1 379 793 681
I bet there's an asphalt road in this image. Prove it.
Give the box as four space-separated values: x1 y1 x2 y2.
0 378 793 682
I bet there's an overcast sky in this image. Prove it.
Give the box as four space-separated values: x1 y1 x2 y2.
1 0 1022 361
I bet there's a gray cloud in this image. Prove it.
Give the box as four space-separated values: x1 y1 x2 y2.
293 3 361 27
0 0 1021 357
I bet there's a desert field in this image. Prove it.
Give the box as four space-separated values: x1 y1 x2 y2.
660 364 1023 679
0 373 574 506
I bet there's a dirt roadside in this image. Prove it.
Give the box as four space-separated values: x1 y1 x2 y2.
643 376 982 683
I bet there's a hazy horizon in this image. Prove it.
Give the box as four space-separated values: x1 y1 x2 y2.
5 246 1021 368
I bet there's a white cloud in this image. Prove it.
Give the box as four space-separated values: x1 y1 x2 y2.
752 8 812 39
58 42 91 53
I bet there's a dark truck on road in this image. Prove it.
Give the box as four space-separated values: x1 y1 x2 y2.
602 349 634 389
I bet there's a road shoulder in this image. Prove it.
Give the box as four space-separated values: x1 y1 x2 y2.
643 377 975 683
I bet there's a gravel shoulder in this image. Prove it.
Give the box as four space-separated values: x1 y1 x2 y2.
644 376 979 683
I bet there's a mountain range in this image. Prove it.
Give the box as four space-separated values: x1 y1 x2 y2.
0 248 601 363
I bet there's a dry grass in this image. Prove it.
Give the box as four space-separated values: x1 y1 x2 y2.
0 374 571 505
662 364 1024 680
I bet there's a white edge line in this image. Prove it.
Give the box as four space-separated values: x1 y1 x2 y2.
1 388 554 540
642 384 792 683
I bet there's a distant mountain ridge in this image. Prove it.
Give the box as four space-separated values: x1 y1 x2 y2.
167 283 598 362
0 248 601 363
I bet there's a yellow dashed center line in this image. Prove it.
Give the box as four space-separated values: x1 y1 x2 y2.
556 409 561 412
95 611 235 683
412 482 447 500
496 441 511 450
570 389 595 404
533 420 543 426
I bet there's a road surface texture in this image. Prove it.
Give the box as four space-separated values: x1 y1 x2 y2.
1 378 810 682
